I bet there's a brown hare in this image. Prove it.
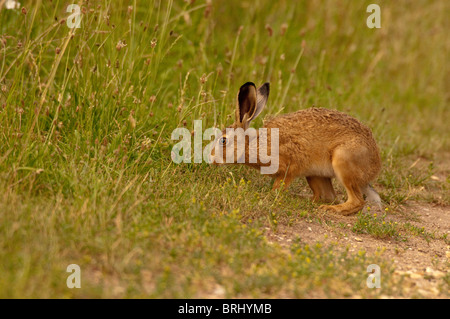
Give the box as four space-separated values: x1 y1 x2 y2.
210 82 382 215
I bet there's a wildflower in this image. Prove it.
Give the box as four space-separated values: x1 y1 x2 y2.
301 39 306 49
280 23 288 36
265 24 273 37
216 63 223 75
116 40 127 51
128 114 136 128
200 73 207 84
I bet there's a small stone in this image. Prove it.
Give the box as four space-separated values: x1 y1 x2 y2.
212 285 225 298
425 267 446 279
394 270 407 276
408 272 423 280
411 274 424 280
417 289 431 297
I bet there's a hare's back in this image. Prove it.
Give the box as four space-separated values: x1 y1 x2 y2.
264 107 374 139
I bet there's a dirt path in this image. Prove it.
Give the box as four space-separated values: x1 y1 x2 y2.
264 201 450 298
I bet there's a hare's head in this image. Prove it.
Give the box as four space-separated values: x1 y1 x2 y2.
210 82 269 165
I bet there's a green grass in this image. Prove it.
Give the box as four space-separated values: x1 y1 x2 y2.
352 212 402 240
0 0 448 298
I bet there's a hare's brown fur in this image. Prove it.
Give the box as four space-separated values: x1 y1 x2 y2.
264 107 381 215
210 82 382 215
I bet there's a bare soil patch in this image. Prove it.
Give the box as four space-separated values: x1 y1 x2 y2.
264 200 450 298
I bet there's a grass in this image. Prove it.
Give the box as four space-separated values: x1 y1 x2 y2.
0 0 449 298
352 212 401 240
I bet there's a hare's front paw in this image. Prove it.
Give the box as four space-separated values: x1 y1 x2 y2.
319 204 339 213
319 203 364 216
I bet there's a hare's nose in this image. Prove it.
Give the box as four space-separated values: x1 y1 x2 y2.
209 154 215 164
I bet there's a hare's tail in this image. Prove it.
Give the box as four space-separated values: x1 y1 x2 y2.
363 184 381 206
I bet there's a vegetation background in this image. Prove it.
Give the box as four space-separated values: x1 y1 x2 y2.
0 0 448 298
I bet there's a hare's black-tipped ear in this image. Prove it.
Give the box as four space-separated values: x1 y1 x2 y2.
236 82 257 127
249 82 269 122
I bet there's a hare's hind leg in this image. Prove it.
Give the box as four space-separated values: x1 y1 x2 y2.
306 176 337 203
320 146 367 215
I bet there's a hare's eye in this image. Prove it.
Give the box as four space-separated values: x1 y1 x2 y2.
219 137 227 145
